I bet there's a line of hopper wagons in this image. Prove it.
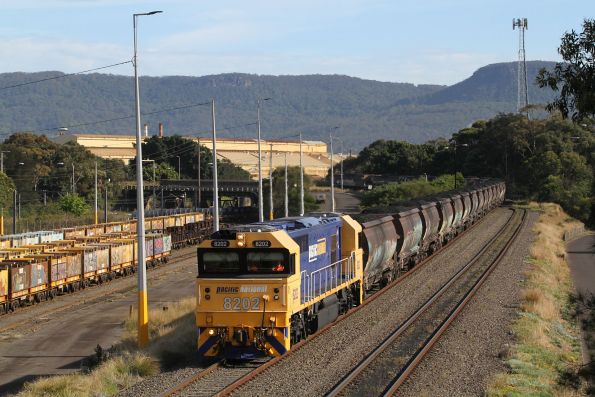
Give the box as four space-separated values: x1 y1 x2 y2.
0 211 212 314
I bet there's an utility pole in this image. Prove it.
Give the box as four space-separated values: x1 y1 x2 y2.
104 183 108 223
152 161 156 208
340 141 344 190
330 133 335 212
299 132 304 216
94 161 98 224
0 151 9 173
284 152 288 218
269 143 274 220
72 164 75 194
256 98 270 222
211 99 219 232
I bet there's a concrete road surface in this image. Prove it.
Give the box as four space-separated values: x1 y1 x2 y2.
0 253 197 395
317 191 361 214
566 234 595 368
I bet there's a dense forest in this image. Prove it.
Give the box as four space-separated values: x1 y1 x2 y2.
0 61 556 149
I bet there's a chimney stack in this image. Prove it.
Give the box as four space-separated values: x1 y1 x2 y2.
144 123 149 137
159 123 164 138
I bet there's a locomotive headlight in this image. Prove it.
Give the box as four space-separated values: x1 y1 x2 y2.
205 287 210 293
237 233 245 241
274 288 280 293
205 295 210 300
274 295 279 300
237 241 245 247
208 329 215 336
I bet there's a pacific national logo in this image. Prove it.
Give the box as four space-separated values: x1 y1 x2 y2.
240 286 267 293
216 287 239 293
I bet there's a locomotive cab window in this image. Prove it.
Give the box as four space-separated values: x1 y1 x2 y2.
201 252 240 274
247 251 287 273
198 249 293 277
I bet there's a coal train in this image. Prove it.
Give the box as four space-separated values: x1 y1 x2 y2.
195 181 505 359
0 210 212 313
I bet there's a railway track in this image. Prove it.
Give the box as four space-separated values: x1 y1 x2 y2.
158 360 267 397
0 249 196 333
154 209 513 397
325 208 527 396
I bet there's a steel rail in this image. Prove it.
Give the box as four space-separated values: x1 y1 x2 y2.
212 206 510 397
383 208 527 395
324 208 525 397
157 360 222 397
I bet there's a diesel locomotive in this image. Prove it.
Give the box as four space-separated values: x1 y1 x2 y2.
195 180 505 359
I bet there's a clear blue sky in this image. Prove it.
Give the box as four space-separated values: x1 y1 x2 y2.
0 0 590 85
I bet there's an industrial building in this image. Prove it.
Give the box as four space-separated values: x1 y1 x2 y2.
52 131 336 179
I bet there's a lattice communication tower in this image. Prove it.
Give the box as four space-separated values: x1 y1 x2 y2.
513 18 529 113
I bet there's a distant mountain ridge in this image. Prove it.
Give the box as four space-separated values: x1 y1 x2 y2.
0 61 556 149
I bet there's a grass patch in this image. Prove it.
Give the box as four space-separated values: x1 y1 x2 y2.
15 297 196 397
487 202 588 396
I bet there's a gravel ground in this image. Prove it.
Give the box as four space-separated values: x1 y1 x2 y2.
395 210 538 397
118 366 205 397
231 207 515 397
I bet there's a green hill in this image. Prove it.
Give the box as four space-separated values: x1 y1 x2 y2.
0 61 556 149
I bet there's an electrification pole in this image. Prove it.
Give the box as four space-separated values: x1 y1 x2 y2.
197 137 201 208
284 152 288 218
299 133 304 216
94 161 98 224
256 98 270 222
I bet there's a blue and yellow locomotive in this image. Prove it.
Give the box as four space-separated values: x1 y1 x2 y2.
195 213 363 360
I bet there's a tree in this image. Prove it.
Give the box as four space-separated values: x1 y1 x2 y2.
0 172 16 210
536 19 595 121
59 193 89 216
140 135 250 181
266 166 317 217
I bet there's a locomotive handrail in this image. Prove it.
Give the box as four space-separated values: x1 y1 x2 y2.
301 254 356 305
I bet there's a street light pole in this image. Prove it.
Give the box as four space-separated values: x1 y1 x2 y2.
256 98 270 222
133 9 162 348
299 132 304 216
211 99 219 232
269 143 274 220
